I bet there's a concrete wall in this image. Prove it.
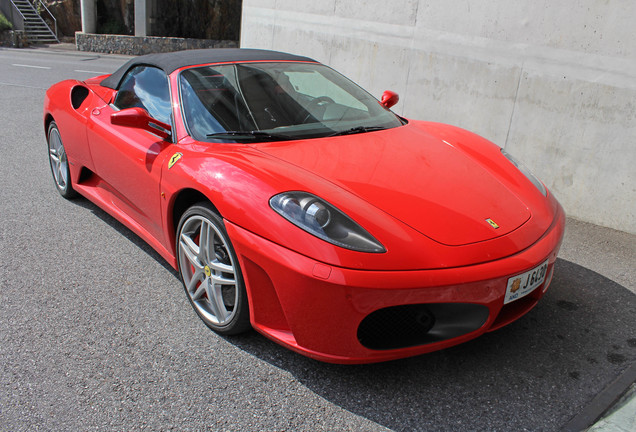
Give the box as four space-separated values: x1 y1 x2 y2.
241 0 636 234
0 0 24 31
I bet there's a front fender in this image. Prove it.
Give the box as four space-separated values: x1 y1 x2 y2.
158 138 509 272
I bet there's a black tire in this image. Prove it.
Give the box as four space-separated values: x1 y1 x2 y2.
47 121 77 199
176 203 250 335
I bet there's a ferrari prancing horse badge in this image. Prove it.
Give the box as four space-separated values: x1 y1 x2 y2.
168 152 183 169
486 218 500 229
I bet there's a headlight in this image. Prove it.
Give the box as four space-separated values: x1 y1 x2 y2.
270 191 386 253
501 149 547 196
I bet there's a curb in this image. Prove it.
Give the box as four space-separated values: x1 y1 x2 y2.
561 362 636 431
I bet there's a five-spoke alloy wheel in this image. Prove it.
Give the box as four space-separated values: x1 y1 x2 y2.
47 121 76 198
177 204 250 335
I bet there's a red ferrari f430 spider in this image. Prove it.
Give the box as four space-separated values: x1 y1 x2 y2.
44 49 565 363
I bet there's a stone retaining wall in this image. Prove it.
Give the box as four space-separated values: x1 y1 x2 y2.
75 32 238 55
0 30 28 48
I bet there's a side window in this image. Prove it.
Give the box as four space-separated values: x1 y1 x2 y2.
113 66 172 124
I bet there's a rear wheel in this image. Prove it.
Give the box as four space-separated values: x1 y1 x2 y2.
176 203 250 335
47 121 77 199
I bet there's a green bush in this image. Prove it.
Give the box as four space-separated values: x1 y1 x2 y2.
0 12 13 32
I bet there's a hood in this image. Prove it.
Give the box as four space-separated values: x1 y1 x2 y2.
255 122 530 246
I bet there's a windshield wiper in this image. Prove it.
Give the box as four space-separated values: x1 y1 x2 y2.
206 130 290 141
327 126 387 137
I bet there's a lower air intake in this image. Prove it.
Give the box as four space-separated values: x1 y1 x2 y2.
358 303 490 350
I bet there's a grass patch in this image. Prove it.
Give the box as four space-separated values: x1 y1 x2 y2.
0 12 13 32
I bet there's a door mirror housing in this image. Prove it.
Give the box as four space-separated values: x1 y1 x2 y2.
111 107 172 141
379 90 399 109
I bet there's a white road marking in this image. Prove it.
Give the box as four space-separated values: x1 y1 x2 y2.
74 69 108 74
0 81 47 90
12 64 51 69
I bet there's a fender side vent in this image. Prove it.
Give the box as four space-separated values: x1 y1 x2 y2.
71 86 90 109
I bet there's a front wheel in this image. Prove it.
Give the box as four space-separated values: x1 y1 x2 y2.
176 203 250 335
47 121 77 199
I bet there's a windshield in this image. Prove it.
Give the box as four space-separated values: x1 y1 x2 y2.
179 62 404 142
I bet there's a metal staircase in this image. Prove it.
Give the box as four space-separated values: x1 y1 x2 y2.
12 0 58 44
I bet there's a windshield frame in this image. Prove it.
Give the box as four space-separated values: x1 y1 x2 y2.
177 60 405 143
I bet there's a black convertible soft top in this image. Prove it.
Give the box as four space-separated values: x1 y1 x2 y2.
100 48 317 90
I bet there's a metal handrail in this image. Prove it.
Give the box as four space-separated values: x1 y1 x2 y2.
8 0 26 23
31 0 57 41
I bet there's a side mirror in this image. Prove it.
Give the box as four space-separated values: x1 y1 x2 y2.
111 107 171 140
380 90 399 109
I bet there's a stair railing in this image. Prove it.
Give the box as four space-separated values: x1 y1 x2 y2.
31 0 58 41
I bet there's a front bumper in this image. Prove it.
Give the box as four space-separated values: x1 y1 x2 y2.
226 204 565 364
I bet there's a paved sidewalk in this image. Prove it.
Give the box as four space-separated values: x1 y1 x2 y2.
588 383 636 432
559 218 635 294
36 42 78 52
24 42 132 59
554 219 635 431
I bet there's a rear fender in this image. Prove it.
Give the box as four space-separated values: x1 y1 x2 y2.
44 80 99 173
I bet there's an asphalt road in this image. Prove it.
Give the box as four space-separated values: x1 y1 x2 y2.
1 47 634 431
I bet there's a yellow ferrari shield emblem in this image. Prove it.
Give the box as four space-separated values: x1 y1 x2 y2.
168 152 183 169
204 265 211 277
486 218 499 229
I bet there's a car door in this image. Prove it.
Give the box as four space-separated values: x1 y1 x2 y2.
86 65 173 243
